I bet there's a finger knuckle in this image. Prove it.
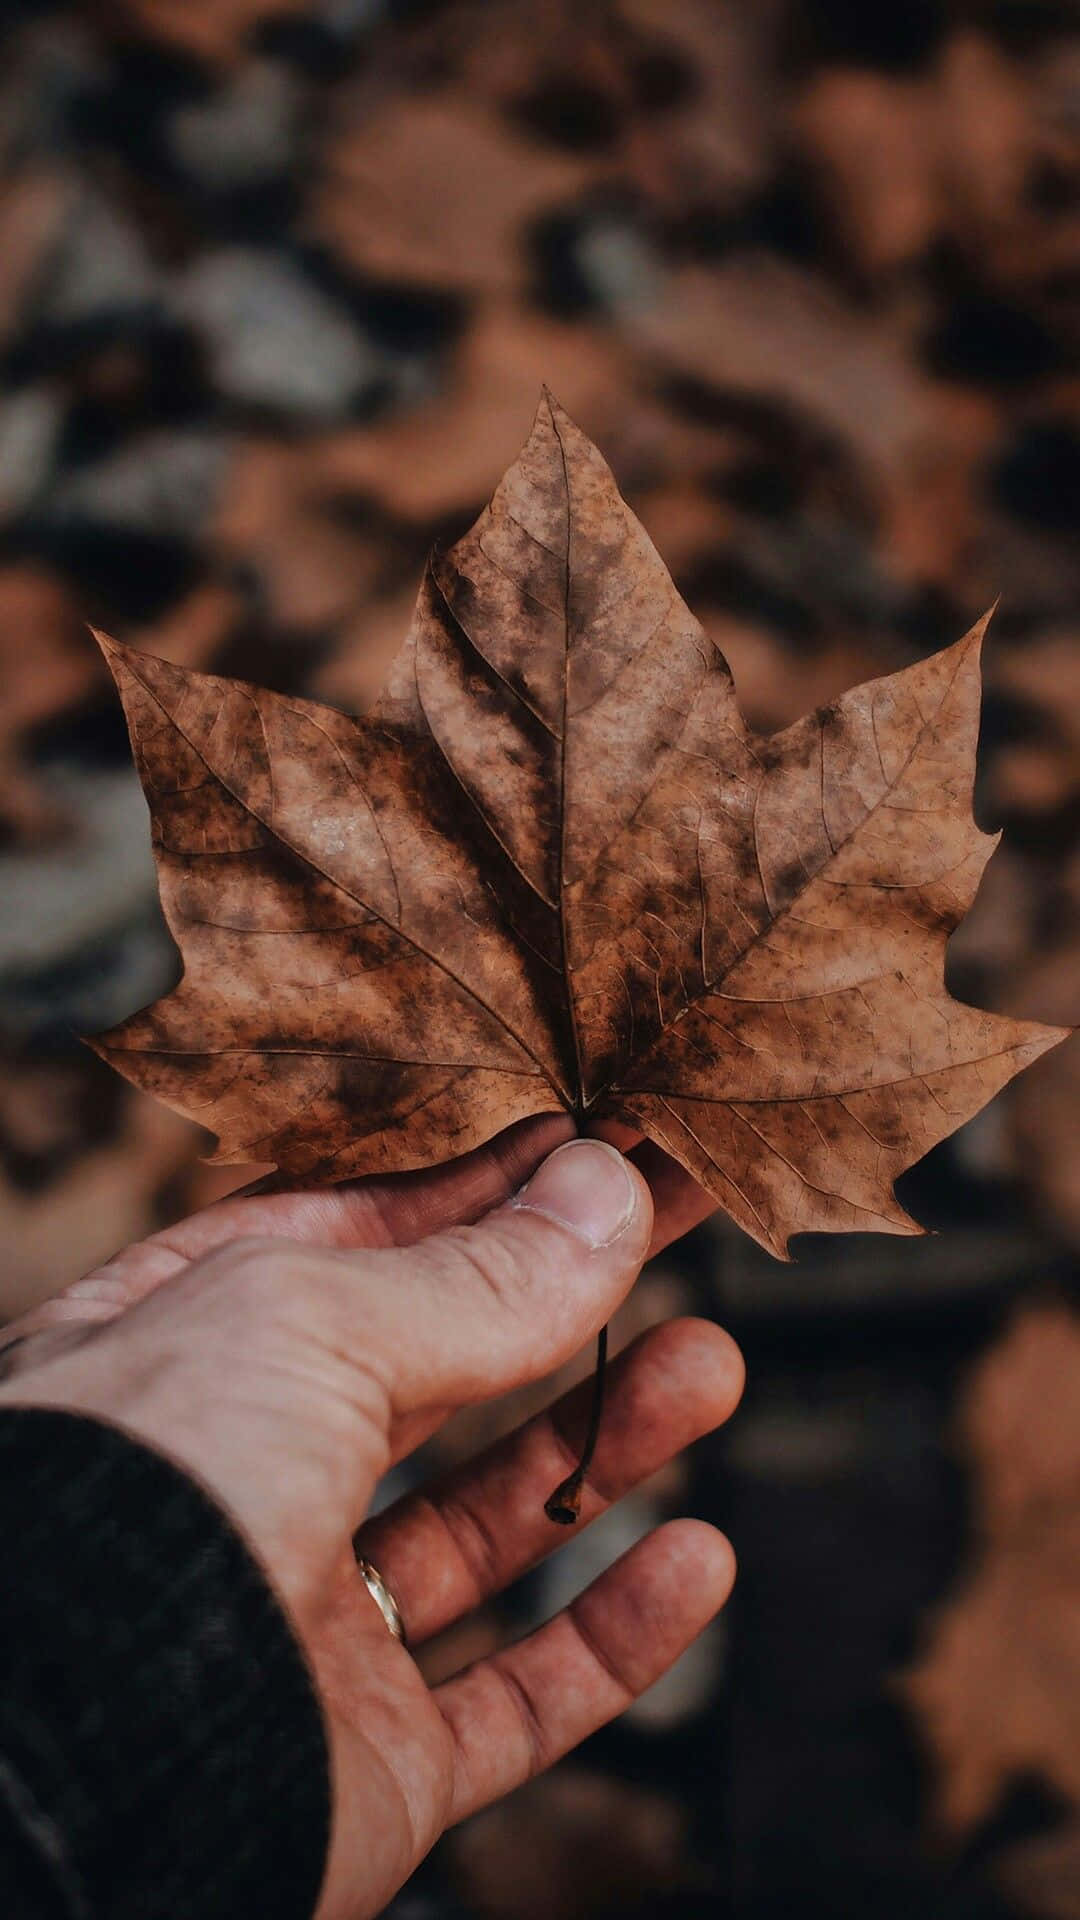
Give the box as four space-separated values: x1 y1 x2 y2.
427 1224 528 1318
494 1660 549 1779
570 1594 637 1702
210 1235 297 1306
435 1487 503 1602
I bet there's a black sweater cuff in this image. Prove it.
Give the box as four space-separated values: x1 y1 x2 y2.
0 1407 331 1920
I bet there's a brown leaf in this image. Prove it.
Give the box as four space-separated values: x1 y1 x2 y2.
1007 938 1080 1250
902 1304 1080 1839
0 566 103 846
97 0 307 68
694 611 888 736
616 0 781 216
450 1767 690 1920
92 397 1067 1257
793 69 938 281
629 258 940 486
0 172 70 352
0 1085 200 1321
211 436 396 633
313 91 595 298
996 1819 1080 1920
304 299 629 524
792 29 1075 299
986 625 1080 821
626 260 997 595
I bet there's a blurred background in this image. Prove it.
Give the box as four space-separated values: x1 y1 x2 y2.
0 0 1077 1913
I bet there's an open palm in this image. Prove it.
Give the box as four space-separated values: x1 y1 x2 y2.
0 1115 742 1920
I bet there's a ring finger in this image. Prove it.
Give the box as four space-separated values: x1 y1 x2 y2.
353 1314 744 1648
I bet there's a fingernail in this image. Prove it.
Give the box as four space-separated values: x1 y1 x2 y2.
512 1140 638 1248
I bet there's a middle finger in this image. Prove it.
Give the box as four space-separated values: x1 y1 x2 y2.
354 1315 743 1647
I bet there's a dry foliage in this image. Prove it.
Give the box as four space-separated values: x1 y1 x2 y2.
314 93 595 298
0 568 103 844
93 398 1064 1259
0 1081 200 1320
903 1303 1080 1913
96 0 307 68
996 1819 1080 1920
449 1768 690 1920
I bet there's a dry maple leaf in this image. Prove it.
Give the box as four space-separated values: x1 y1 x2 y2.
92 394 1067 1263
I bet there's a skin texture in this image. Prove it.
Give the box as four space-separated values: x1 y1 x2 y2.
92 396 1066 1257
0 1118 744 1920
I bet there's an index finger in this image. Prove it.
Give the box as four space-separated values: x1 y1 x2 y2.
1 1114 574 1350
151 1111 576 1263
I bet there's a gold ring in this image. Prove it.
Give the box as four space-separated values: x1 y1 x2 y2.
356 1557 407 1646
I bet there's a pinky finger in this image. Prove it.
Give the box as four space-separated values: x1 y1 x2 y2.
435 1519 734 1826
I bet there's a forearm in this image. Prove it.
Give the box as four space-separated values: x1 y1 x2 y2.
0 1408 331 1920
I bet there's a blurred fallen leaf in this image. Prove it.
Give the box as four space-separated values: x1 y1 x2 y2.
903 1304 1080 1838
314 91 595 297
310 300 630 523
996 1817 1080 1920
450 1768 691 1920
100 0 308 68
0 567 102 846
0 1087 199 1320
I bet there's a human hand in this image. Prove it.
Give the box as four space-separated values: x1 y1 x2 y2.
0 1115 743 1920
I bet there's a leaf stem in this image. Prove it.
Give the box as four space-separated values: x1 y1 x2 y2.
544 1324 608 1524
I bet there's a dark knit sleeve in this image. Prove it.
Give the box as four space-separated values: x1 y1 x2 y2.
0 1407 332 1920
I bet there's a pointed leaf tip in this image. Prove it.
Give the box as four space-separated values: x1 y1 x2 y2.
90 627 129 687
536 384 579 436
964 602 998 659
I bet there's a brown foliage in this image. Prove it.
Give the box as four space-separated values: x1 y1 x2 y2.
0 1075 201 1320
996 1819 1080 1920
450 1768 690 1920
903 1304 1080 1906
314 92 595 298
93 398 1065 1258
0 568 102 844
95 0 306 68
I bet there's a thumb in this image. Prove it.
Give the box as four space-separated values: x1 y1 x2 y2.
355 1139 653 1414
